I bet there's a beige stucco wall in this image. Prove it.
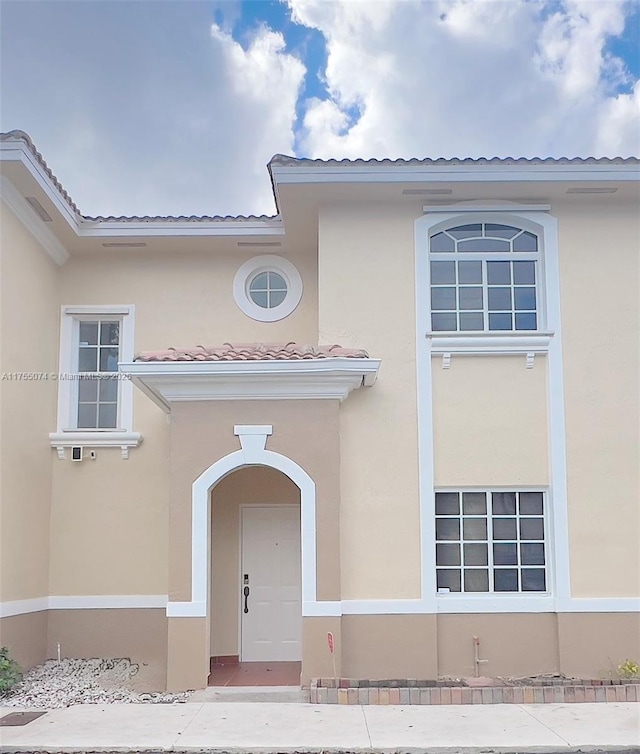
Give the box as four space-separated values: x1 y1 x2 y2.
48 397 169 596
432 355 549 486
302 616 342 684
557 613 640 678
318 199 638 602
46 249 317 596
210 466 300 655
0 203 58 602
58 250 318 350
318 203 421 600
47 608 168 691
437 613 558 678
0 612 48 670
556 201 639 597
167 617 209 692
169 400 341 606
341 614 438 679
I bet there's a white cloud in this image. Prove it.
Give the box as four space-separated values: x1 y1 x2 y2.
290 0 640 159
1 3 305 216
1 1 637 217
596 79 640 156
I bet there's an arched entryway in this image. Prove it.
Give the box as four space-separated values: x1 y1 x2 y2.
209 465 302 675
168 426 317 686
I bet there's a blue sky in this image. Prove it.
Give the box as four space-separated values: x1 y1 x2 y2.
1 0 639 217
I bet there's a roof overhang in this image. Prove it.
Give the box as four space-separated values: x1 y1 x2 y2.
121 358 382 411
3 131 638 263
269 157 640 186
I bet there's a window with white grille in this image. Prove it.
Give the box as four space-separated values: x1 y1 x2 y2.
435 490 547 593
429 223 539 333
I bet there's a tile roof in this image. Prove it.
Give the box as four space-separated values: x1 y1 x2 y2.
0 130 277 223
4 130 637 226
1 130 83 217
269 154 640 167
135 343 370 362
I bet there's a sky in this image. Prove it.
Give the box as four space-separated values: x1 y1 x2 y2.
1 0 639 217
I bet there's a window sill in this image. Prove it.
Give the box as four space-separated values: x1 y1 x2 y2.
49 431 142 460
428 332 553 367
436 593 554 613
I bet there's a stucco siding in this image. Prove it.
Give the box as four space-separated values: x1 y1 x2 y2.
318 203 421 600
0 202 58 602
432 355 549 486
556 201 639 597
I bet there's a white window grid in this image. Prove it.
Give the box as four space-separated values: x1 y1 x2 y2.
55 306 135 434
429 224 541 333
435 490 548 594
74 318 121 429
248 270 288 309
430 255 539 332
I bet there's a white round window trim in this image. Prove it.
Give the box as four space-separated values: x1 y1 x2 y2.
233 255 303 322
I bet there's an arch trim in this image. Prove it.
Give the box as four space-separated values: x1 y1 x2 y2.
166 435 318 618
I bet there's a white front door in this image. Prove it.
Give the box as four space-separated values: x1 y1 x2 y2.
240 505 302 661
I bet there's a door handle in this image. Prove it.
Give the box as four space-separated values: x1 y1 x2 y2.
243 585 250 614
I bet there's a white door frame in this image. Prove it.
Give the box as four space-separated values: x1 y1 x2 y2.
238 503 301 661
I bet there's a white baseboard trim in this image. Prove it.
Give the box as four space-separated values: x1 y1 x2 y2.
0 597 50 618
2 594 638 619
166 600 207 618
556 598 640 613
1 595 167 618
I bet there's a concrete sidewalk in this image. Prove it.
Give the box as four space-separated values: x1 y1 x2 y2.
1 701 639 752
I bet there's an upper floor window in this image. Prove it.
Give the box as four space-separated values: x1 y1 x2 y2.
430 223 539 332
55 305 135 433
77 320 120 428
233 255 303 322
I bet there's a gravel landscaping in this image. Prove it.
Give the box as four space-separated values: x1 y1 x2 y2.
1 658 191 708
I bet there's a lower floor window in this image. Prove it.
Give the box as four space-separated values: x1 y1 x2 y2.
435 490 547 593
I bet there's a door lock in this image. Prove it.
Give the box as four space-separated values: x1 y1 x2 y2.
243 585 250 614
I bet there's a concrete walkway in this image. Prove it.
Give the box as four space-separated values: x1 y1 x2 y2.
1 701 638 752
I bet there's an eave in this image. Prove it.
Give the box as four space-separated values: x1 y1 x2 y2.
270 160 640 186
121 358 382 411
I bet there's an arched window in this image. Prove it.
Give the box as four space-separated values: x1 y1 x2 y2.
429 223 539 332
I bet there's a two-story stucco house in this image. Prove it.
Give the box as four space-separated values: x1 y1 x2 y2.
1 130 638 692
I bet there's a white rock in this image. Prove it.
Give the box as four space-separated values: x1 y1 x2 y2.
1 658 191 709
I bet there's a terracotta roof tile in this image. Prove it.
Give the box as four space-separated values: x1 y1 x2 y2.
135 342 370 362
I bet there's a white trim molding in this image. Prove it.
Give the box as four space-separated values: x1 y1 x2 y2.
50 305 140 458
2 594 637 619
415 208 572 614
166 426 320 618
429 333 552 368
233 255 303 322
49 431 142 460
272 162 640 186
0 595 167 618
0 176 69 264
123 358 381 410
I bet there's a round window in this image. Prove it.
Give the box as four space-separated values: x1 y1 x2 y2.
248 271 288 309
233 255 303 322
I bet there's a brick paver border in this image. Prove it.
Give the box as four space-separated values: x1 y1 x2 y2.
310 677 639 704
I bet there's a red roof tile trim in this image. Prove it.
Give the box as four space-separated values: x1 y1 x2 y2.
135 343 370 362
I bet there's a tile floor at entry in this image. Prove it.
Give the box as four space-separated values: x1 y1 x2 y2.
207 660 302 687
